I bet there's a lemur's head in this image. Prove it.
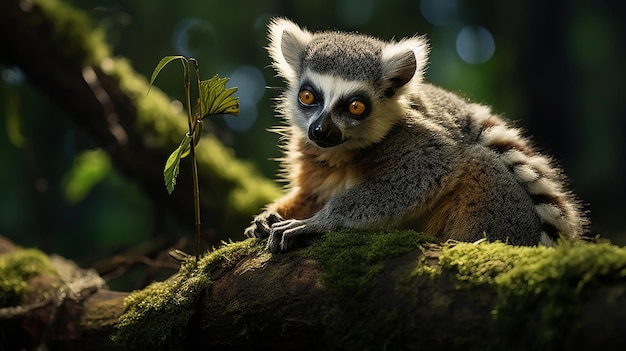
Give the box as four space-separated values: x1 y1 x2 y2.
268 18 429 149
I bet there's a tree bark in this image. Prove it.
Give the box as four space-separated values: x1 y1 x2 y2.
0 238 125 350
2 234 626 350
0 0 279 239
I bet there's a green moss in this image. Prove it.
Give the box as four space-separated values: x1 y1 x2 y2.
415 240 626 348
309 229 433 298
112 239 267 350
32 0 109 66
100 57 188 148
113 230 433 350
306 229 436 349
0 249 54 308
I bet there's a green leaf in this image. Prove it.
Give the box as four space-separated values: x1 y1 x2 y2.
180 120 203 159
198 74 240 118
164 133 193 194
148 55 187 94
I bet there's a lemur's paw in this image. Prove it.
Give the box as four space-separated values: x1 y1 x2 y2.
268 219 313 253
244 211 284 239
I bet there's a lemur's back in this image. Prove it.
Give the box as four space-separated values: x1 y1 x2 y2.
245 19 587 252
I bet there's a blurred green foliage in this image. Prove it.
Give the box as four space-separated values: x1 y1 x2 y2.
62 149 111 204
0 0 624 269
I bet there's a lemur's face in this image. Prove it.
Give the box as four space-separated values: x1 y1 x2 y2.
292 70 375 148
268 18 427 150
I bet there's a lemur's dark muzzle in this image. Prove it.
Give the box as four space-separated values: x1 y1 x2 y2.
308 113 344 148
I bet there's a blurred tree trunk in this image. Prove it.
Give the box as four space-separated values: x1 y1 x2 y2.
0 0 279 242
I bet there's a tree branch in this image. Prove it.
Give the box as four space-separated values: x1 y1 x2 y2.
0 0 280 239
2 233 626 350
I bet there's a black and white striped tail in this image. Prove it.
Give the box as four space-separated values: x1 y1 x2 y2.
471 104 586 246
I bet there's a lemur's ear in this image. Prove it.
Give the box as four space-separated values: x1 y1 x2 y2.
267 18 313 83
381 36 429 95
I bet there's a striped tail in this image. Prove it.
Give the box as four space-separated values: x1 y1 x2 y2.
471 104 587 245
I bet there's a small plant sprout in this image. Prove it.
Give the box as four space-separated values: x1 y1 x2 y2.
149 56 239 263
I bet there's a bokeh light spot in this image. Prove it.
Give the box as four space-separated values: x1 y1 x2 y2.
2 67 25 85
420 0 458 27
456 26 495 64
171 18 216 59
223 65 266 132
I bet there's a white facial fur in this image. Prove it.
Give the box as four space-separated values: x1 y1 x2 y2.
268 18 430 149
286 69 411 149
267 18 313 84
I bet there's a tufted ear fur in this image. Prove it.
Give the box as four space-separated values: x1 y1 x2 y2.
381 36 429 96
267 18 313 84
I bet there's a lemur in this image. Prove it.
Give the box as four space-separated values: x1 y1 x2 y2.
245 18 588 253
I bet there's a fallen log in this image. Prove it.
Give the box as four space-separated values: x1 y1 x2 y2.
1 231 626 350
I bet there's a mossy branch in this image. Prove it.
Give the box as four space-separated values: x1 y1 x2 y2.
2 233 626 350
0 0 280 238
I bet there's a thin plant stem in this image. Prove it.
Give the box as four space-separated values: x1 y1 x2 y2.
183 59 193 134
189 135 201 264
182 58 202 265
155 56 237 265
189 59 202 264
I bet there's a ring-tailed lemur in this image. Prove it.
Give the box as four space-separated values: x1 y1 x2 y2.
245 18 588 253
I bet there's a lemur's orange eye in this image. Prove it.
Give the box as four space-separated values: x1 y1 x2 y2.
348 100 367 116
299 89 316 105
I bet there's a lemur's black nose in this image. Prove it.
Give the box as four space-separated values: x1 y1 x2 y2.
308 113 344 148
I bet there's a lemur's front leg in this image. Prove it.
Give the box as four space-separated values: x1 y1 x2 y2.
244 188 323 245
265 147 456 252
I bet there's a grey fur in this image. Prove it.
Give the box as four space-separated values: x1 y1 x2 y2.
247 19 587 252
302 32 384 81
